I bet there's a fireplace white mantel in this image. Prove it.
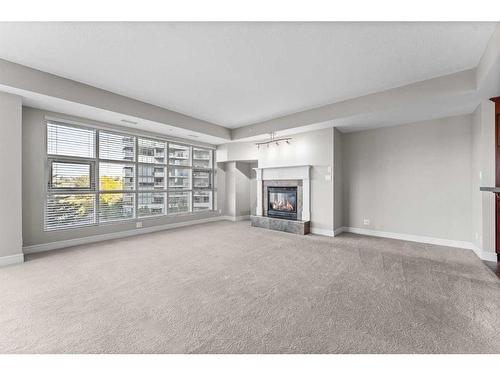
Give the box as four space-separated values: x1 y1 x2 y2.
254 165 311 221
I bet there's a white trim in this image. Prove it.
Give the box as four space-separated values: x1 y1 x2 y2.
471 246 498 262
481 252 498 262
310 227 335 237
220 215 250 222
23 216 229 254
343 226 472 249
0 253 24 267
340 226 496 261
333 227 345 236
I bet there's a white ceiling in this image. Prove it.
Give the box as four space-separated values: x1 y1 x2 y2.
0 22 495 129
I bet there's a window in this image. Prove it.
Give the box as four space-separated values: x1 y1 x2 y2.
138 138 166 164
137 137 168 217
168 143 190 166
192 147 213 211
168 191 191 214
193 147 212 169
168 167 191 189
48 122 95 158
46 194 96 229
193 170 212 189
99 131 135 161
45 120 215 230
193 190 213 211
99 162 135 191
50 161 93 189
46 122 97 230
99 193 135 222
138 165 165 190
138 192 166 217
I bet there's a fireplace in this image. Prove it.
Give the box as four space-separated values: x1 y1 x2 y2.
252 167 310 235
267 186 298 220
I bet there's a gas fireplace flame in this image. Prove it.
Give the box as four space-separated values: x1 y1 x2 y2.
271 199 295 212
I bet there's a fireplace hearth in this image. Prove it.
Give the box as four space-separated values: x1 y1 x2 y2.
267 186 297 220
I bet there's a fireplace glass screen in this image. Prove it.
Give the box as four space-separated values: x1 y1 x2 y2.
267 186 297 220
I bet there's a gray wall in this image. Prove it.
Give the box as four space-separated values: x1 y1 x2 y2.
234 162 252 217
217 127 335 233
22 107 221 247
221 161 254 218
333 128 343 231
221 162 236 217
342 114 473 242
249 162 258 216
0 92 22 259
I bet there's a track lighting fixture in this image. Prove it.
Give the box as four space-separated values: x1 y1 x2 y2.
255 132 292 148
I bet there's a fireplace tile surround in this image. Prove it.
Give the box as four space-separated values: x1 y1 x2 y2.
251 165 311 235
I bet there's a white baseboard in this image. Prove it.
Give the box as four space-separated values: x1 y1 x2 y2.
310 227 335 237
481 252 498 262
333 227 345 237
470 246 497 262
220 215 251 222
342 226 472 249
0 253 24 267
340 226 495 261
23 216 230 255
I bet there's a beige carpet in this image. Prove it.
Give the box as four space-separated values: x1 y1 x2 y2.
1 221 499 353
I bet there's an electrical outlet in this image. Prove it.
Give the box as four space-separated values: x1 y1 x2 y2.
136 221 143 229
475 232 479 240
363 218 370 226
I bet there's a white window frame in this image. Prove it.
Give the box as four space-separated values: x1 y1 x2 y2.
48 159 96 191
44 119 216 231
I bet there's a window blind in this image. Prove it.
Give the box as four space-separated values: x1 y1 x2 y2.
138 192 166 217
47 122 95 158
168 191 191 214
99 131 135 161
45 194 96 230
138 138 166 164
99 193 135 222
